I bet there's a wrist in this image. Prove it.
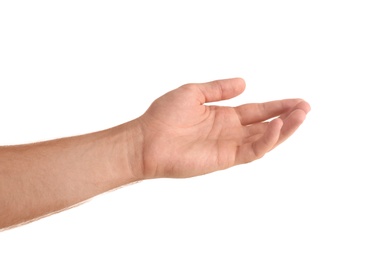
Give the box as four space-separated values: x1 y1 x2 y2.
121 119 145 182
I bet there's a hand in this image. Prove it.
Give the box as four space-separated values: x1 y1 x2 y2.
136 78 310 179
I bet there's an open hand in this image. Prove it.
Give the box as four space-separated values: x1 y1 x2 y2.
136 78 310 179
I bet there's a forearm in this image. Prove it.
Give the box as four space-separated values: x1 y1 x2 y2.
0 120 144 229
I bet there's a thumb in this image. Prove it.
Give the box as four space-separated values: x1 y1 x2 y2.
195 78 246 104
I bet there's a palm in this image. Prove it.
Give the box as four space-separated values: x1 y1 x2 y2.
138 78 310 179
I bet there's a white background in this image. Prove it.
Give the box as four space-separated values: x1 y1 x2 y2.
1 0 389 259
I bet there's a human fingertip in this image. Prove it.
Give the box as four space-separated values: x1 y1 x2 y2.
297 100 311 114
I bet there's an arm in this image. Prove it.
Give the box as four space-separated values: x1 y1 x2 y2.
0 78 310 229
0 121 144 229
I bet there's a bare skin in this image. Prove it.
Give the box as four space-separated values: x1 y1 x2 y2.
0 78 310 230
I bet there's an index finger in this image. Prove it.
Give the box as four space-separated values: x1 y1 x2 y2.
235 99 304 125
